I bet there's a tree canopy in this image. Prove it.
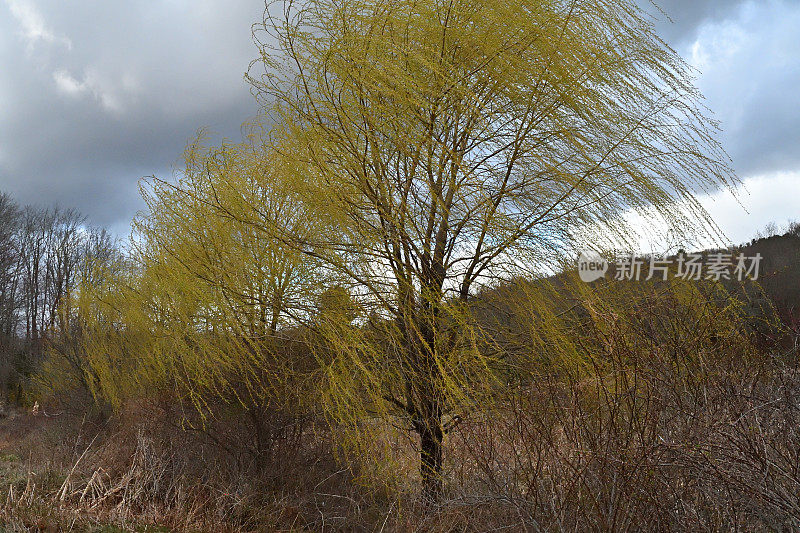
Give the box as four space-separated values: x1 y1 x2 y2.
244 0 737 496
68 0 739 500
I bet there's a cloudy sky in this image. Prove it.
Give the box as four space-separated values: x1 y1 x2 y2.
1 0 799 243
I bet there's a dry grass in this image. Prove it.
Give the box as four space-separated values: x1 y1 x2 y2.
0 402 395 532
4 354 800 531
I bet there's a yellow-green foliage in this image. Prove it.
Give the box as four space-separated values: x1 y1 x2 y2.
70 129 322 415
245 0 739 487
41 0 749 494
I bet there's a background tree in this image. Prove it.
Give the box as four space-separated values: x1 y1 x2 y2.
247 0 737 498
70 132 325 467
0 194 21 394
0 193 112 403
36 226 123 406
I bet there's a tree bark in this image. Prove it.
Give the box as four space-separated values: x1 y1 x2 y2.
419 419 443 502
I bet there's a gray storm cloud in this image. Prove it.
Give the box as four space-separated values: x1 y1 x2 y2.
0 0 264 232
643 0 748 44
0 0 798 240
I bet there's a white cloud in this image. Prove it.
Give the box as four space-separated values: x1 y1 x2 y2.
53 69 127 113
3 0 71 49
624 171 800 254
688 20 748 71
701 171 800 244
52 70 84 96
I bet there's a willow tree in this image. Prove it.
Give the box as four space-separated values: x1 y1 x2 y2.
248 0 736 497
73 131 322 450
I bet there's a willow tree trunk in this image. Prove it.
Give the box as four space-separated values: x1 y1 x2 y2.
408 275 447 501
416 340 444 501
419 417 444 501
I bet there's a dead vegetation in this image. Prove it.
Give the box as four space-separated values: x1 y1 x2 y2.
3 327 800 532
